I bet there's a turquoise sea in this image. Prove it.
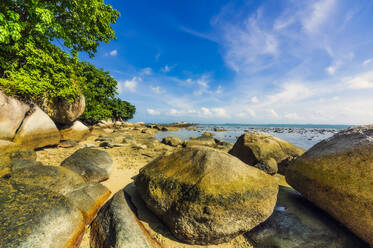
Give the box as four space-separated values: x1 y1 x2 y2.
155 124 352 150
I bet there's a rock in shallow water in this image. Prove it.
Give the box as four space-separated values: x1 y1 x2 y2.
135 146 278 245
229 132 305 175
0 180 85 248
245 186 369 248
61 148 113 183
286 125 373 246
90 189 151 248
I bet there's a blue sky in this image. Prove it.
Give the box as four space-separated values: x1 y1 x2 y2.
83 0 373 124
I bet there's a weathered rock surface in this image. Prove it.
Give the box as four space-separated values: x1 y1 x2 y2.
245 186 369 248
0 143 36 177
135 146 278 245
10 165 86 195
229 132 305 175
13 106 60 149
183 136 216 148
0 91 30 140
286 125 373 246
0 180 85 248
61 148 113 183
90 189 151 248
66 183 111 224
60 120 90 141
162 136 182 147
40 96 85 124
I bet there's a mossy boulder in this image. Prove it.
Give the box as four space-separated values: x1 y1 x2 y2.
0 143 36 177
10 165 86 195
245 186 369 248
13 106 61 149
286 125 373 246
61 148 113 183
183 136 216 148
229 132 305 175
202 131 215 137
0 180 85 248
135 146 278 245
90 190 151 248
162 136 182 147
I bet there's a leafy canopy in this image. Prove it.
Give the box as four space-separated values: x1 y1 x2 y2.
78 62 136 124
0 0 120 102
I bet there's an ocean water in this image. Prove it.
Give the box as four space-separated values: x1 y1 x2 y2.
154 124 352 150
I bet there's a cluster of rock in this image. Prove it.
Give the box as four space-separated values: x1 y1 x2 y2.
0 147 113 247
0 91 89 150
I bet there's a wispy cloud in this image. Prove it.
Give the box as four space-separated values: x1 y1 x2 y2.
122 77 141 92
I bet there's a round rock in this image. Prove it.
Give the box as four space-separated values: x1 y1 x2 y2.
61 148 113 183
135 146 278 245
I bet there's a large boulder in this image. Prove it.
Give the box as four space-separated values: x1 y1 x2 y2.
0 180 85 248
229 132 305 175
183 136 216 148
61 148 113 183
135 146 278 245
40 96 85 125
66 182 111 224
13 106 60 149
245 186 368 248
10 165 86 195
90 189 151 248
60 120 90 141
161 136 182 147
0 91 30 140
286 125 373 246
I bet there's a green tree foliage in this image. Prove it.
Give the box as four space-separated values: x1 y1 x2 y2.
78 62 136 124
0 0 120 101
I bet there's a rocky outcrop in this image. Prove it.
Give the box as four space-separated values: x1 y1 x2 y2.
183 136 216 148
286 125 373 246
245 186 368 248
0 180 85 248
162 136 182 147
13 106 60 149
0 91 30 140
60 120 90 141
202 131 215 137
229 132 305 175
66 183 111 224
40 96 85 125
61 148 113 183
135 146 278 245
90 189 151 248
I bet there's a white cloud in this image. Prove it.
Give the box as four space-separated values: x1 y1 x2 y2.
363 59 373 66
142 67 152 75
151 86 164 94
221 12 278 73
212 108 229 117
251 96 259 103
161 65 171 73
122 77 141 92
109 50 118 56
346 71 373 89
268 109 279 118
284 112 299 120
326 65 337 75
268 83 313 104
147 109 160 115
200 107 212 116
302 0 337 34
216 85 223 94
